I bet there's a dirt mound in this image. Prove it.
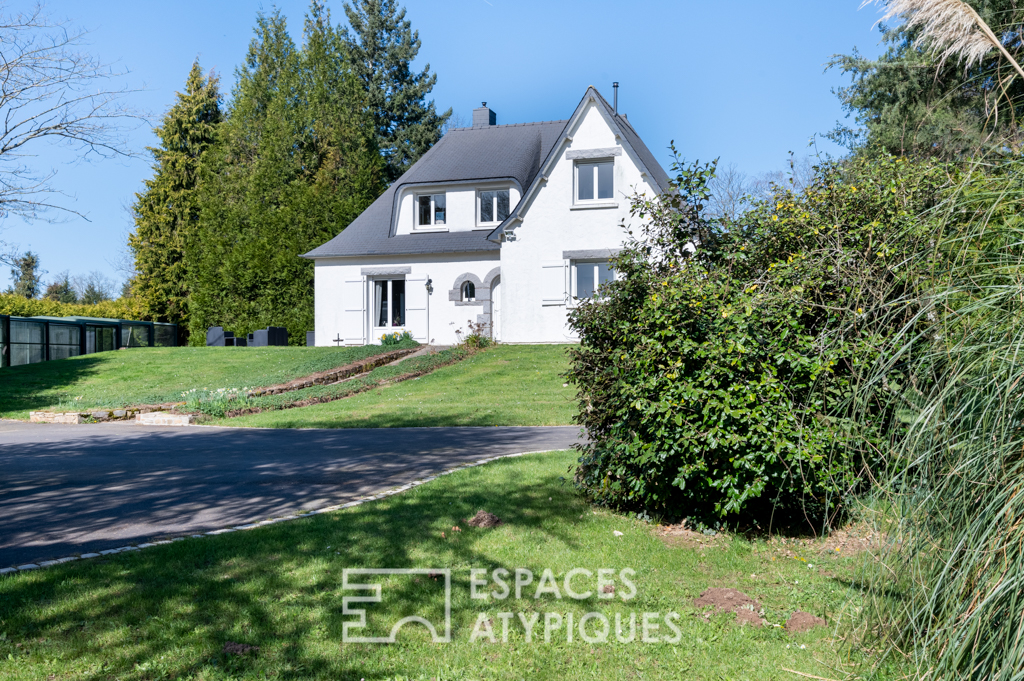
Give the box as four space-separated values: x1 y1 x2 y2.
466 510 503 528
694 588 763 627
785 611 826 633
656 521 726 550
222 642 259 656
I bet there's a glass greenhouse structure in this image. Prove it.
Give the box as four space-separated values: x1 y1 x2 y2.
0 315 177 368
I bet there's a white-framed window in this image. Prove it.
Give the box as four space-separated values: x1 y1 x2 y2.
479 189 510 224
373 279 406 328
461 281 476 301
417 193 446 226
575 161 614 202
573 261 614 299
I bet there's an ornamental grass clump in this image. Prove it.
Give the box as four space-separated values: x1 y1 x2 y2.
853 158 1024 680
567 151 955 530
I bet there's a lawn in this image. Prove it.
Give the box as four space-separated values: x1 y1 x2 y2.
0 450 890 681
0 342 414 420
218 344 577 428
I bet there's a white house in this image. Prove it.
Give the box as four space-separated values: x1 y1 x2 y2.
304 86 670 345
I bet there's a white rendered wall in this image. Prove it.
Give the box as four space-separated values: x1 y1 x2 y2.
314 252 500 346
498 99 659 344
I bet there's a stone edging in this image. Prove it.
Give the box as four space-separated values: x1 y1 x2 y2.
248 347 418 397
0 449 559 575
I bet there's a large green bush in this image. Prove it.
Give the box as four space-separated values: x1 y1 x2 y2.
567 155 954 528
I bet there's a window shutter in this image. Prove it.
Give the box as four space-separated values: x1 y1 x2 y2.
405 275 429 342
343 278 366 344
541 260 567 305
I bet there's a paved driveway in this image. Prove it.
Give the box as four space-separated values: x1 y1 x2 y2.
0 421 582 567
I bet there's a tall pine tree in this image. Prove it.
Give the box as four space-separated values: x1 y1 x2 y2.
129 62 222 329
343 0 451 181
188 3 385 344
5 251 41 298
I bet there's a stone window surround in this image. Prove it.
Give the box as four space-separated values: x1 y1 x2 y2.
448 268 501 337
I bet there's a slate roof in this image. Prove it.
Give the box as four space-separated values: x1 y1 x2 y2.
303 119 568 258
303 87 671 259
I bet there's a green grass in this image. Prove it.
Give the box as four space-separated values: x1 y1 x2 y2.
219 344 576 428
0 450 889 680
0 343 415 420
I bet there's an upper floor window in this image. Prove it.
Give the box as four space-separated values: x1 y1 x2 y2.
418 194 446 226
576 161 614 202
479 189 510 224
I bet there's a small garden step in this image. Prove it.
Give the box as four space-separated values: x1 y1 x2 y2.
30 406 175 424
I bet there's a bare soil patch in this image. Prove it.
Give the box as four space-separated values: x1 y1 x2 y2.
466 510 503 528
694 587 764 627
656 521 727 550
767 521 884 558
785 611 826 633
222 642 259 656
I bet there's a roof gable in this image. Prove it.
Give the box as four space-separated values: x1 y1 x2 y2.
486 87 671 242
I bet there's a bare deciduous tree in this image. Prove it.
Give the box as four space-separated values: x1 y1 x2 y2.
708 156 819 222
0 2 144 223
707 163 760 221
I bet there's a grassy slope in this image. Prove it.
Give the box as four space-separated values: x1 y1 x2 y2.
0 450 889 681
220 344 577 429
0 343 413 420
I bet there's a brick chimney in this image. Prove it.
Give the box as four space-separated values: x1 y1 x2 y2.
472 102 496 127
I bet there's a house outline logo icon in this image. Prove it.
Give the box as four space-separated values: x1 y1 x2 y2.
341 568 452 643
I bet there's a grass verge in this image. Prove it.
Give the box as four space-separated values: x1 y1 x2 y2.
218 344 576 428
0 450 892 681
0 342 416 420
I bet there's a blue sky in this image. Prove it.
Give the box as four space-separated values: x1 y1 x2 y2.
4 0 887 286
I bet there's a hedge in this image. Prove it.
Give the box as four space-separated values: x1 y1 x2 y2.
0 294 146 321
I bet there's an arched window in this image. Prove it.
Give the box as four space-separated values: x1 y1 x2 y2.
461 281 476 301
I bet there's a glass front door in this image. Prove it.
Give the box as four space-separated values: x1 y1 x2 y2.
373 279 406 329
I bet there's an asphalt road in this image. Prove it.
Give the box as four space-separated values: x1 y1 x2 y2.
0 420 583 567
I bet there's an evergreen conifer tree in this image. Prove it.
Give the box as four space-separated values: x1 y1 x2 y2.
829 0 1024 158
129 61 222 327
188 4 385 344
6 251 41 298
343 0 451 181
43 272 77 303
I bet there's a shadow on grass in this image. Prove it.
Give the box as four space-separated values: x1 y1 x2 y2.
0 344 418 420
0 460 584 680
0 354 110 416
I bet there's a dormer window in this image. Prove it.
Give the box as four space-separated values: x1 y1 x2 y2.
576 161 614 202
417 193 446 227
479 189 510 224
